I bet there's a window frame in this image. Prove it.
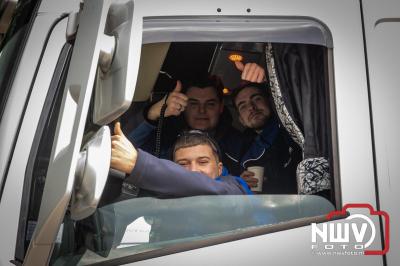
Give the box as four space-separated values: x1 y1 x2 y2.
127 16 340 261
51 16 341 264
139 15 341 208
15 41 73 263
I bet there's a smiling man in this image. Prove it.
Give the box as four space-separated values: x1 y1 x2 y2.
128 75 244 175
111 123 251 197
183 85 223 131
235 85 272 132
232 82 302 194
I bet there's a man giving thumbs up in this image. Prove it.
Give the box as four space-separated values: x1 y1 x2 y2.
110 122 251 197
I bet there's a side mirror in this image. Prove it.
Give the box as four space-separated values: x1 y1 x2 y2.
93 0 141 125
70 126 111 220
24 1 140 262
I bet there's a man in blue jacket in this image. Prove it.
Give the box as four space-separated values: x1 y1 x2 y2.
111 122 252 197
231 80 302 194
127 76 244 175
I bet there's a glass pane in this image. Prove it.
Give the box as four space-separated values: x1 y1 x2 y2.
53 195 334 264
0 0 40 119
0 26 25 109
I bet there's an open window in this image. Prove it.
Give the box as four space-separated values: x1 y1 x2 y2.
45 16 339 265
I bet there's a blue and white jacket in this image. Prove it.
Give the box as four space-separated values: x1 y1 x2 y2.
125 149 252 197
239 116 302 194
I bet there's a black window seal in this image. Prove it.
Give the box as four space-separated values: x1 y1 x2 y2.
13 41 73 263
87 212 348 266
0 13 69 202
359 1 387 265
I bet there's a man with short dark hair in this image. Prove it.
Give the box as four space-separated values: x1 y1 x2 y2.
111 122 251 197
128 75 243 174
145 76 225 131
232 62 302 194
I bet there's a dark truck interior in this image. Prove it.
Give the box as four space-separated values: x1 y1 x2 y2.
121 42 266 133
119 41 335 201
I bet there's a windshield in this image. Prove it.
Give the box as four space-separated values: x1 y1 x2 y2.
0 0 40 121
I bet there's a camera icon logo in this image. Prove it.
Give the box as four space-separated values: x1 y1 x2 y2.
311 203 389 255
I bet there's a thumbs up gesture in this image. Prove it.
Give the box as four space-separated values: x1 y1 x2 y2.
111 122 137 174
147 80 188 121
234 61 266 83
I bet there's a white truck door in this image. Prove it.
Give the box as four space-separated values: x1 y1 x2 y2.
362 0 400 264
23 0 140 264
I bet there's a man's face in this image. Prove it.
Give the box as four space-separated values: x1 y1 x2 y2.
235 87 271 130
174 144 223 179
184 86 223 131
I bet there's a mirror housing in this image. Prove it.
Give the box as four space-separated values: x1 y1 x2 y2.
93 0 141 125
70 126 111 220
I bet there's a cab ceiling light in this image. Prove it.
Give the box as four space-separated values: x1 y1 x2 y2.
228 54 243 62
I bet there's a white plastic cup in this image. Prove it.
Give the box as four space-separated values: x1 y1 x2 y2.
247 166 265 192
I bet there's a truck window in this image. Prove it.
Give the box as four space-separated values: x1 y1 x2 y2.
23 15 340 264
122 41 335 200
49 38 338 263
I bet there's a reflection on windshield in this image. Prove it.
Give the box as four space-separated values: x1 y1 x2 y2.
0 27 25 116
67 195 334 265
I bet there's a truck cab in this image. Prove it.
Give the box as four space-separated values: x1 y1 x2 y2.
0 0 398 265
